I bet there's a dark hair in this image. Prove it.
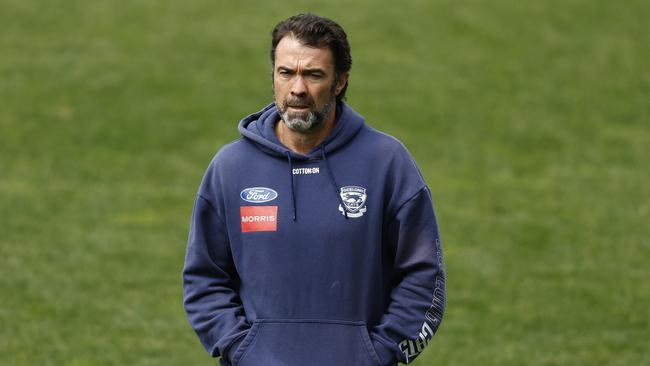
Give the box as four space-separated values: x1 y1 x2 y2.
271 13 352 102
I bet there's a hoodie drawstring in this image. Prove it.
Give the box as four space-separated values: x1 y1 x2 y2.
286 152 297 221
321 146 348 219
285 147 347 221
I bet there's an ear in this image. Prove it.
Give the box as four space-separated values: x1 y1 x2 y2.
335 72 349 96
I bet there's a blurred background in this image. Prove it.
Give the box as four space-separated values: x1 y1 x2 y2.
1 0 648 365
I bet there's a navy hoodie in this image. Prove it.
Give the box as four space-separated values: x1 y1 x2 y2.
183 102 445 366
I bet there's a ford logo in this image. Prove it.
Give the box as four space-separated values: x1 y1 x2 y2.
240 187 278 203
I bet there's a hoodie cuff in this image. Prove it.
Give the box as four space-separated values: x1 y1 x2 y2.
371 338 397 366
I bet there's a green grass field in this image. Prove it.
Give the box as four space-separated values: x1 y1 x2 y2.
1 1 648 365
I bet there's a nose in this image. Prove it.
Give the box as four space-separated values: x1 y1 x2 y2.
290 76 307 96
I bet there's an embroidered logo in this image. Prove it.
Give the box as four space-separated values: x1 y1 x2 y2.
240 206 277 232
338 186 367 218
240 187 278 203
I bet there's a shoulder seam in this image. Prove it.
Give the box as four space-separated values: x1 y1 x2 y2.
387 186 428 224
197 194 226 226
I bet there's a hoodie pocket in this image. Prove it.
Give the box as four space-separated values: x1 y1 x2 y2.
232 319 382 366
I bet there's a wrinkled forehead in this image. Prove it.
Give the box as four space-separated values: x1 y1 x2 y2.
274 35 335 70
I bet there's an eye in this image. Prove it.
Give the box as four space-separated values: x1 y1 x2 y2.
277 69 292 77
307 72 324 80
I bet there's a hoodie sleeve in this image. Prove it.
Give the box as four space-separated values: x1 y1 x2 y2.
370 186 446 365
182 194 249 363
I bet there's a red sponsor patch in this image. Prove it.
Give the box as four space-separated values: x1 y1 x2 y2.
240 206 278 232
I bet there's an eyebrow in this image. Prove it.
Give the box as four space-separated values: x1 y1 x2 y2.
276 65 327 74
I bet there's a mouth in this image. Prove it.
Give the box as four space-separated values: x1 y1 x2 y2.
288 105 309 110
286 105 311 113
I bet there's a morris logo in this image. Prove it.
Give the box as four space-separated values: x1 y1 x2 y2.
240 187 278 203
338 186 367 218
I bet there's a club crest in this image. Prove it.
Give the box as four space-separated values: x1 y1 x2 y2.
338 186 367 218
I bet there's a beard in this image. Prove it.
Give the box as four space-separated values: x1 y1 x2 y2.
277 92 337 133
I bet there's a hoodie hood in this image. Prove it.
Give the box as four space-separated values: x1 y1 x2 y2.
237 101 366 221
238 101 366 160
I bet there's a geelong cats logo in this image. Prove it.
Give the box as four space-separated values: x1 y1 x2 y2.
338 186 367 218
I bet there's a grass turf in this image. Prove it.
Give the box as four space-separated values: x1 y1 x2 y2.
1 0 648 365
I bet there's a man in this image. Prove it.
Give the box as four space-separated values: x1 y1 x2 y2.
183 13 445 366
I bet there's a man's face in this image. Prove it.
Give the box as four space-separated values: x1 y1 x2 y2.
273 36 346 133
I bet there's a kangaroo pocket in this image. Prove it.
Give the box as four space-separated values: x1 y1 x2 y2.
232 319 382 366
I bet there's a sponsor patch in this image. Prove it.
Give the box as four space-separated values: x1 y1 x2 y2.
240 206 278 232
240 187 278 203
338 186 367 218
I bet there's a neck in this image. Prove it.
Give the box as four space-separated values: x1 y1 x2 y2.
276 108 337 155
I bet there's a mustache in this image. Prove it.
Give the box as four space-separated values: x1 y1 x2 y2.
283 96 314 108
